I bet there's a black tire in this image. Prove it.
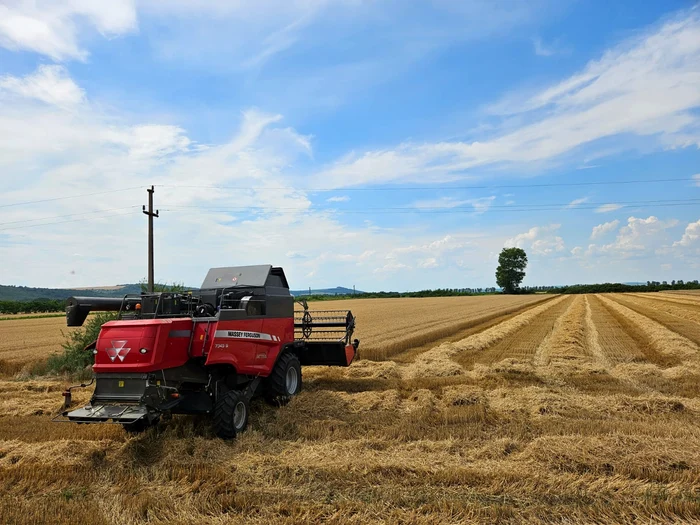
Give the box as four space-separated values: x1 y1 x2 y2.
213 390 249 440
266 352 302 405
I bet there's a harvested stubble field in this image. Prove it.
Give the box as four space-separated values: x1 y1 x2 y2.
2 293 700 524
0 316 78 376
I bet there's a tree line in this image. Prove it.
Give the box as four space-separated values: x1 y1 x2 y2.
296 288 498 301
0 299 66 314
547 280 700 294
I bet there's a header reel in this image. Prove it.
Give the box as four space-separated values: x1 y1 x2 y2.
294 299 356 345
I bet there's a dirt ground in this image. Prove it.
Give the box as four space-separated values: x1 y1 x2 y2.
2 293 700 524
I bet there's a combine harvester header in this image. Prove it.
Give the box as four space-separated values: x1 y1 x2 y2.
57 265 359 438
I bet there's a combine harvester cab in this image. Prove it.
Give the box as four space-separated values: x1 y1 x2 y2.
57 265 359 438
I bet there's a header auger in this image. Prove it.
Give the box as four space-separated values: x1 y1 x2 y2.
56 265 359 439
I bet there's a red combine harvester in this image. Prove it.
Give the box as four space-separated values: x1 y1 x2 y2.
57 265 358 438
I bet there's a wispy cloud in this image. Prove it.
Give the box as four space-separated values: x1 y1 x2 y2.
694 173 700 186
0 1 136 61
566 197 589 208
532 36 566 57
315 8 700 188
326 195 350 202
595 204 623 214
412 196 495 214
0 65 85 107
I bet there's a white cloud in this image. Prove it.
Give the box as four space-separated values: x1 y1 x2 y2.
694 173 700 186
505 224 564 255
567 197 589 208
0 66 200 171
595 203 623 214
591 216 678 257
0 65 85 107
418 258 438 269
0 67 508 291
471 196 496 214
387 235 467 259
412 196 496 214
0 0 137 61
413 197 471 209
108 125 192 159
326 195 350 203
374 261 410 274
590 219 619 239
674 219 700 247
315 8 700 188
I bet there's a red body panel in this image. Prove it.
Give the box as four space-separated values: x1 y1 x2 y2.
94 319 193 373
94 317 296 376
204 317 293 375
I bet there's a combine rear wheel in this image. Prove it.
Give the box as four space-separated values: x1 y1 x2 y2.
213 390 249 440
266 352 302 405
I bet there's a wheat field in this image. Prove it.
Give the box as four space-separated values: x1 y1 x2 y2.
2 293 700 524
0 317 78 376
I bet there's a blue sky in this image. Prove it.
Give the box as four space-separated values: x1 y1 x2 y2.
0 0 699 291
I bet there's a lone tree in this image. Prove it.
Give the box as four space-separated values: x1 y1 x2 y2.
496 247 528 294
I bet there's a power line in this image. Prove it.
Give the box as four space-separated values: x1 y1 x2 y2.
0 186 144 209
159 197 700 213
160 202 700 216
0 177 695 210
0 206 140 227
160 177 698 192
0 210 141 232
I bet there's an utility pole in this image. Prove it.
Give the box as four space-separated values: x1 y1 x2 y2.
142 186 159 293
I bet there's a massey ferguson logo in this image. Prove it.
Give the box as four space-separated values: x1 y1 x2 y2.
106 340 131 362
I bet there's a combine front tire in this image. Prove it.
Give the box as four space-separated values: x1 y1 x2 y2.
213 390 249 440
267 352 302 404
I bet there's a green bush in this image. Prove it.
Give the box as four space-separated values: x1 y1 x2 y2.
46 312 118 376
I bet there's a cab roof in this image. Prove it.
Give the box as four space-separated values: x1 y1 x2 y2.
200 265 289 289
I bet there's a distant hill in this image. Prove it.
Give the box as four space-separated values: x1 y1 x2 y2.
291 287 363 296
0 284 143 301
0 283 364 301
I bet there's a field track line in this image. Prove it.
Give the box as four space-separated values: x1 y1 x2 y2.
584 296 612 369
451 295 573 368
598 295 699 362
609 294 700 347
659 291 700 302
391 295 560 363
588 295 675 367
629 292 700 307
402 295 570 378
533 295 582 367
626 293 700 321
